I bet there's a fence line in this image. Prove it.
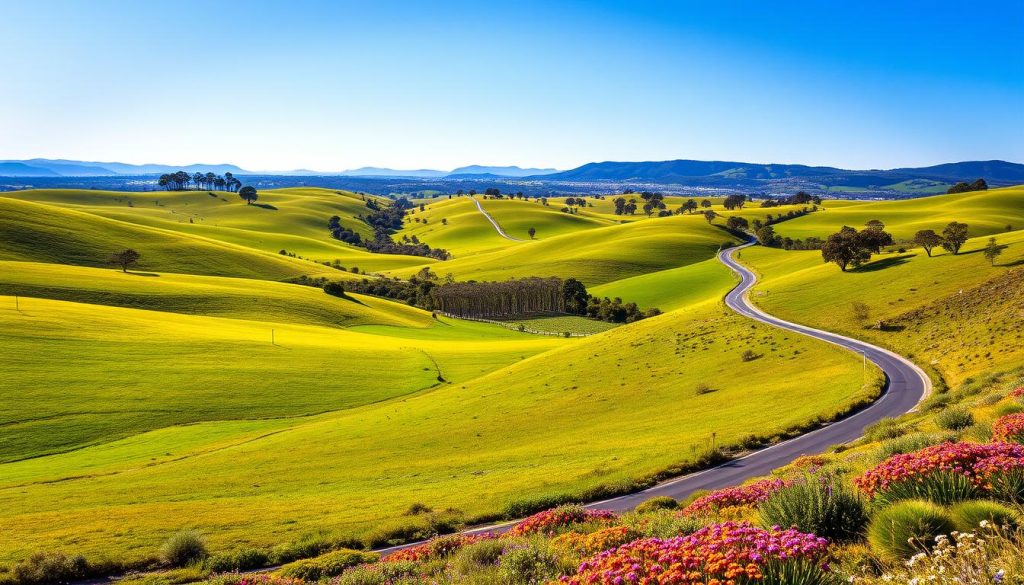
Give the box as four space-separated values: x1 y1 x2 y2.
433 312 594 337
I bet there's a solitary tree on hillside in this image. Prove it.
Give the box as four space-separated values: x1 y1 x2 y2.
983 237 1003 266
238 186 259 205
865 219 886 232
703 210 716 223
109 248 141 273
913 229 943 257
528 227 536 239
701 199 712 209
941 222 969 255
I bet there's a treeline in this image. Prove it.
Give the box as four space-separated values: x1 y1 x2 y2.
751 207 821 249
158 171 242 192
759 191 822 207
431 278 565 318
328 197 450 260
947 179 987 194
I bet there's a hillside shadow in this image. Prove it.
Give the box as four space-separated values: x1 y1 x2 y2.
252 203 278 210
127 271 160 277
854 254 913 272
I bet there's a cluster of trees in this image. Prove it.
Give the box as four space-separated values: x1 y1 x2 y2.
723 194 748 210
585 296 661 323
750 208 818 247
759 191 822 207
334 275 439 309
613 197 640 215
947 179 988 194
821 221 894 271
157 171 243 192
328 197 450 259
912 222 970 256
431 277 567 318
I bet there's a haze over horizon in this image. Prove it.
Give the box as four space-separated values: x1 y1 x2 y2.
2 0 1022 171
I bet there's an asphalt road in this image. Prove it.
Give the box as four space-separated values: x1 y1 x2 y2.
381 240 932 550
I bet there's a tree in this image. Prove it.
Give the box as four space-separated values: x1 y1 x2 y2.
913 229 943 257
238 186 258 205
941 222 969 255
865 219 885 232
528 227 536 239
755 224 778 247
983 237 1003 266
109 248 141 272
703 210 716 223
725 216 749 232
561 278 589 314
856 225 893 253
723 194 746 210
821 226 870 272
679 199 698 214
700 199 712 209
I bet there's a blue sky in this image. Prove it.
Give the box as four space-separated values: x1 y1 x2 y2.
1 0 1021 171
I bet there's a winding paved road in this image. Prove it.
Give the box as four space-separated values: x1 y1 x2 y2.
378 240 933 550
473 197 522 241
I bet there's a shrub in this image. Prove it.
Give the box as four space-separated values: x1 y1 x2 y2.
986 466 1024 505
385 533 494 564
633 496 678 514
276 549 379 581
864 418 906 441
324 281 347 297
935 407 974 431
561 522 832 585
550 526 640 557
11 552 89 584
507 505 617 537
993 413 1024 444
681 478 791 518
497 544 559 585
204 574 303 585
161 530 208 567
741 349 758 362
854 442 1024 505
867 500 955 561
758 476 868 542
620 509 705 539
449 539 507 575
333 561 419 585
270 532 335 564
205 548 270 572
949 500 1021 532
877 432 952 460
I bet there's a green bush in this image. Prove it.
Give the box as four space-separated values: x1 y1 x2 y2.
450 539 508 575
995 403 1024 416
271 532 335 564
205 548 270 572
633 496 678 514
867 500 956 561
11 551 89 584
935 407 974 431
949 500 1021 532
497 545 559 585
333 560 418 585
758 476 868 542
160 530 208 567
277 549 379 581
873 470 980 507
620 509 705 539
864 418 905 441
877 432 953 460
759 558 842 585
988 468 1024 505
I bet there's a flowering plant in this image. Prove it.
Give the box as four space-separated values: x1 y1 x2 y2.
207 574 304 585
385 533 494 563
680 478 792 518
992 413 1024 444
854 442 1024 502
509 505 617 536
1009 386 1024 399
551 526 640 558
559 521 830 584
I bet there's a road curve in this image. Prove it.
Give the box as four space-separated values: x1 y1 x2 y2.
473 197 523 241
378 241 933 551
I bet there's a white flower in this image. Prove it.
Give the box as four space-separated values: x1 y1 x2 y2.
980 519 991 528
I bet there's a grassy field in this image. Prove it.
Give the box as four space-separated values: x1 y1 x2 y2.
4 184 960 568
742 228 1024 387
772 185 1024 241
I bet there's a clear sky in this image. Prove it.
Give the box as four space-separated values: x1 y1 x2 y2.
1 0 1021 171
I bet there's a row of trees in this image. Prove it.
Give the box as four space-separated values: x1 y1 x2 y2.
912 222 970 256
431 278 567 318
157 171 243 192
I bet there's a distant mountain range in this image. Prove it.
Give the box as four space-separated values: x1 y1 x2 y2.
534 159 1024 187
2 158 1021 195
0 159 559 179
